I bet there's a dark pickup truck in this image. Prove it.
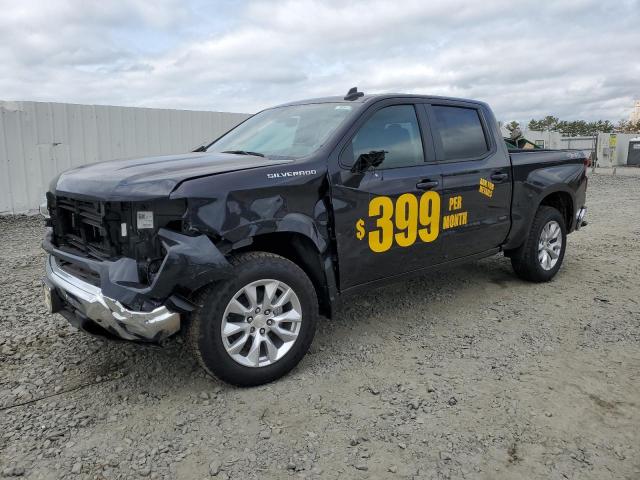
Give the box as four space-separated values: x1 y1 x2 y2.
42 88 588 386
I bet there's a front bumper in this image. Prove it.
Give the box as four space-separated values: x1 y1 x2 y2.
42 227 233 342
45 255 180 341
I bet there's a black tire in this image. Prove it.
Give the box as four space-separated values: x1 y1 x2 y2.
509 206 567 282
186 252 318 387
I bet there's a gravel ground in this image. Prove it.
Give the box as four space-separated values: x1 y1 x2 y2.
1 171 639 480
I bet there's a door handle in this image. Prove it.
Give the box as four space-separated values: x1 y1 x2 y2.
490 172 509 182
416 180 439 190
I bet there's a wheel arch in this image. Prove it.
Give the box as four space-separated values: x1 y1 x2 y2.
537 188 574 230
504 184 575 252
231 230 336 318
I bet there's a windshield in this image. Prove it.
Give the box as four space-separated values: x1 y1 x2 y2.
207 103 356 158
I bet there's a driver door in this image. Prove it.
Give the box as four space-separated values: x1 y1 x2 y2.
330 102 445 290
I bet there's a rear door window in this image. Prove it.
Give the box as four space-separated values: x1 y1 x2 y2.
431 106 489 160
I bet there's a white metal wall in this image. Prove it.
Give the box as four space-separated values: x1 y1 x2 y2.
560 136 596 158
560 136 596 150
0 101 250 214
520 130 563 149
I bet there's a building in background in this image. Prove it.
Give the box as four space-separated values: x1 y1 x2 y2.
498 112 640 167
560 136 597 157
630 100 640 123
499 125 598 161
596 133 638 167
517 129 562 149
628 137 640 166
499 125 561 149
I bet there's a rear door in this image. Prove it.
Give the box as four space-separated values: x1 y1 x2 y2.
330 101 444 289
424 102 512 260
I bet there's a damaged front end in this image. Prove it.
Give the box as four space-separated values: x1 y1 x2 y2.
42 194 232 342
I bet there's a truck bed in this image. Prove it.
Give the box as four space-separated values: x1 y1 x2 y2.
509 148 586 168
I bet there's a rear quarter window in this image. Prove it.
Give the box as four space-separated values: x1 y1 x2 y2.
432 106 489 160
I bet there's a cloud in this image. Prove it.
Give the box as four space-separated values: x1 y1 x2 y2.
0 0 638 122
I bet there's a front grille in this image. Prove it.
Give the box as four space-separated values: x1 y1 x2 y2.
48 194 185 270
52 196 118 260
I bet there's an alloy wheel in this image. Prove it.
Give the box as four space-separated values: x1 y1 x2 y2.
220 279 303 367
538 220 562 271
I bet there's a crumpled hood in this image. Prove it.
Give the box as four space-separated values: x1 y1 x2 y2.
52 152 291 201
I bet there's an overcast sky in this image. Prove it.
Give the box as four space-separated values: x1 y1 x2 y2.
1 0 638 123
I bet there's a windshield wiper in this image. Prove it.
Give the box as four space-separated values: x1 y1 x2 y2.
221 150 265 157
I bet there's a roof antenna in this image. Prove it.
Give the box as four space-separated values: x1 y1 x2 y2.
344 86 364 101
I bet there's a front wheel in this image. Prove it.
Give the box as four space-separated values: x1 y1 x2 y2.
509 206 567 282
187 252 318 387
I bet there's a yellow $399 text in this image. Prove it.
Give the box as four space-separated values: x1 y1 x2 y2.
355 191 441 253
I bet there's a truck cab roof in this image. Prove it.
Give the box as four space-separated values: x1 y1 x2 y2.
272 91 489 109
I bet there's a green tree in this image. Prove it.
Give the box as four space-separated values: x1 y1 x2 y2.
528 116 559 131
526 117 617 136
591 120 615 134
505 120 520 132
615 120 640 134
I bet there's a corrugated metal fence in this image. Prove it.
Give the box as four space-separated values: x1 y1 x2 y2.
0 101 250 214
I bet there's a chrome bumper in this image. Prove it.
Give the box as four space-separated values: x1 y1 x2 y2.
575 206 587 230
44 255 180 341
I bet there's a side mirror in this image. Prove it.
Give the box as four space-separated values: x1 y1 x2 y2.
351 150 386 173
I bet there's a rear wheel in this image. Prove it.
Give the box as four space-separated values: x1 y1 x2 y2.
187 252 318 386
510 206 567 282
